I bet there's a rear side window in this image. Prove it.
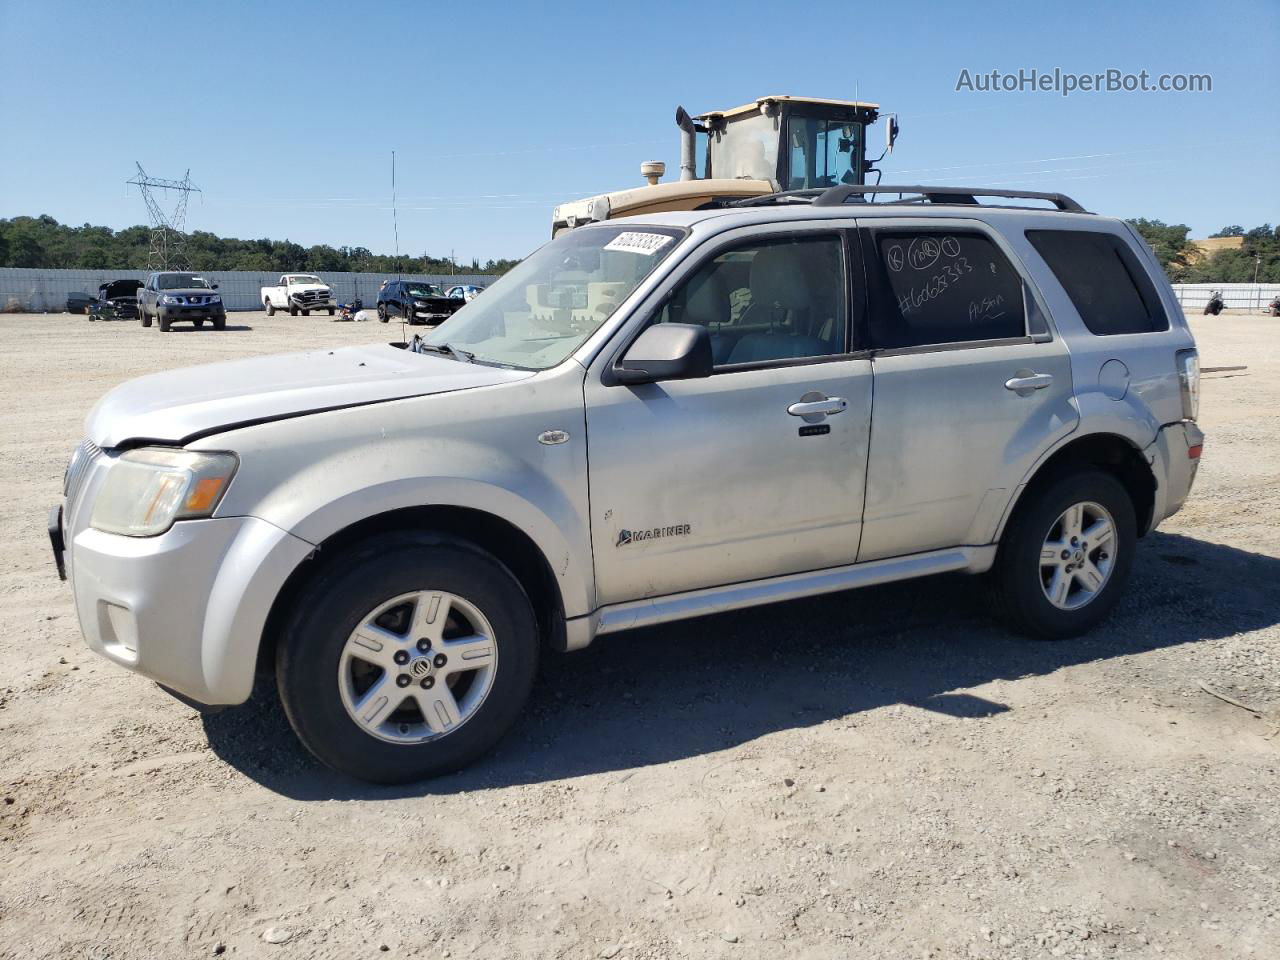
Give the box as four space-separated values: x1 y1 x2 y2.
868 231 1026 348
1026 230 1169 335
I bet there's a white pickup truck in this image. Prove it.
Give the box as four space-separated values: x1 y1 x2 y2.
261 274 336 316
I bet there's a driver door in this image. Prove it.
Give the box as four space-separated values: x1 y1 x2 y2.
584 225 873 606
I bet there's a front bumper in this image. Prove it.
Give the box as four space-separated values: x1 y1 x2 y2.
290 294 336 310
62 513 313 706
158 305 226 321
1145 420 1204 531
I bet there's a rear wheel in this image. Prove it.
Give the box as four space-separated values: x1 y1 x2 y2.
276 533 539 783
265 300 276 316
194 319 205 329
377 303 388 323
302 309 310 317
990 470 1135 640
140 306 152 328
328 307 336 316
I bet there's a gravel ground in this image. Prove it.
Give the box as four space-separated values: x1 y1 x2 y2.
0 310 1276 960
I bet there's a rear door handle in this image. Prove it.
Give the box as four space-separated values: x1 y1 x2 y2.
1004 372 1054 393
788 397 848 417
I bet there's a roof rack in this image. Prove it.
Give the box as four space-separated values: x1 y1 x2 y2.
732 184 1088 213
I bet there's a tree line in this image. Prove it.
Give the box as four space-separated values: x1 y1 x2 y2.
0 215 521 276
3 213 1278 283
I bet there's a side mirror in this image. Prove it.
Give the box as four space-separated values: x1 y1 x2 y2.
885 114 900 154
211 283 220 290
615 323 712 385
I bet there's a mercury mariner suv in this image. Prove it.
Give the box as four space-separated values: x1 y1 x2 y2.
50 185 1204 783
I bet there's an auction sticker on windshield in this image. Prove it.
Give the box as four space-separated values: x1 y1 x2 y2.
603 232 675 256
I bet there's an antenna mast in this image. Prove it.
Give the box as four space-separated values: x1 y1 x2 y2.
127 163 201 270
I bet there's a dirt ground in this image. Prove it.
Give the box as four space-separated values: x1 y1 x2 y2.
0 310 1277 960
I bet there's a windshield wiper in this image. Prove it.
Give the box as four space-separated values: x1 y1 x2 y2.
411 338 475 363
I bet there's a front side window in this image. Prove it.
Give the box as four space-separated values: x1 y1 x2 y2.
786 117 863 190
406 284 442 298
868 231 1026 348
1026 229 1169 336
422 225 684 369
654 235 847 367
709 112 780 181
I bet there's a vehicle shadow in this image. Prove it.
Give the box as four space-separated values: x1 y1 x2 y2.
202 531 1280 800
166 324 254 333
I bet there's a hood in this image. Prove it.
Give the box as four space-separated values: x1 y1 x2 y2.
86 343 535 447
158 287 219 297
290 282 330 291
101 279 144 300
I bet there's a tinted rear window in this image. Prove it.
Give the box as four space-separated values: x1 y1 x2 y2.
1026 230 1169 335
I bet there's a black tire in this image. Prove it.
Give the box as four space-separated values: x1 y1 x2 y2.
158 314 171 333
213 316 226 330
290 303 299 316
276 532 540 784
302 309 310 317
140 306 152 328
989 469 1136 640
377 302 388 323
194 319 205 328
328 307 336 316
265 300 276 317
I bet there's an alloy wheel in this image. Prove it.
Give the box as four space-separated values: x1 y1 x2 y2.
1039 501 1117 611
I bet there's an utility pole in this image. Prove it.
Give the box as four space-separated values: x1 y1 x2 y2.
127 164 201 270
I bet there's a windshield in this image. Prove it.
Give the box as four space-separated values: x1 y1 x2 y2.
708 111 780 181
421 225 685 369
158 274 212 289
407 284 443 298
785 116 863 189
288 275 322 285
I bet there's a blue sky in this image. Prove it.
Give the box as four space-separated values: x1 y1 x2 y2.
1 0 1276 262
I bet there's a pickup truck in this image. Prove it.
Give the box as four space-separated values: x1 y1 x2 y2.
261 274 336 316
138 272 226 331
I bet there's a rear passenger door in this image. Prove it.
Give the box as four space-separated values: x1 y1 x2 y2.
856 220 1079 562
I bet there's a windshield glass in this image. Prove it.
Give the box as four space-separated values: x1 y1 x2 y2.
709 112 780 180
786 117 863 189
158 274 212 289
421 225 685 369
288 275 321 285
407 284 443 298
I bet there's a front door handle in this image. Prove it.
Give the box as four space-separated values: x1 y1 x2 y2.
788 397 848 417
1004 372 1054 394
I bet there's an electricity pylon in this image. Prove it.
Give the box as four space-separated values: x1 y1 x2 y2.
127 163 201 270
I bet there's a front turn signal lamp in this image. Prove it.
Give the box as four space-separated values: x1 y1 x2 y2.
90 448 238 537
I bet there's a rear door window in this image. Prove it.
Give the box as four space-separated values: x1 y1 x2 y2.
866 230 1027 348
1026 229 1169 335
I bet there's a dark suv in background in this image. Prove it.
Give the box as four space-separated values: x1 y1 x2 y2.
138 272 226 332
376 280 463 325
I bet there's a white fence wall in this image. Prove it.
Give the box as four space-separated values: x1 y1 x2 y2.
0 268 498 313
1170 283 1279 311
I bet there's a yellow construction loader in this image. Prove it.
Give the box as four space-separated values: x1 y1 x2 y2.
551 95 898 235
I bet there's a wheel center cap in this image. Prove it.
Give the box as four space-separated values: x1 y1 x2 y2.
1073 551 1085 564
409 657 434 678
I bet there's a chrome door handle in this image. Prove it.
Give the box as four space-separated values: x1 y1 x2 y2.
788 397 848 417
1004 372 1054 393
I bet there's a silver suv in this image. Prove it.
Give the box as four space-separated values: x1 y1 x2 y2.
49 185 1204 783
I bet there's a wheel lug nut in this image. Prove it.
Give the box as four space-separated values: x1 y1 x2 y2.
420 676 435 689
393 650 410 665
396 674 411 687
433 653 447 668
416 638 431 652
1061 550 1070 560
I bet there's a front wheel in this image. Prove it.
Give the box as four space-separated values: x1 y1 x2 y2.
990 470 1136 640
276 533 539 783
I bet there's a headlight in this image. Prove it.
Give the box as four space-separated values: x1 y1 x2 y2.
160 295 180 305
1176 348 1199 421
209 295 221 304
413 300 428 307
90 449 238 537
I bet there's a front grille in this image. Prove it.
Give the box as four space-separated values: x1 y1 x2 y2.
295 290 329 306
64 438 102 507
169 295 216 306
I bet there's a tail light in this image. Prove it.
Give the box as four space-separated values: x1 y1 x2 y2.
1176 349 1199 421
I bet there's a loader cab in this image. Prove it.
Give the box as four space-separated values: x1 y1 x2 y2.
698 96 881 189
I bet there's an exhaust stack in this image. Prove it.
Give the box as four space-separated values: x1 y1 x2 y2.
675 106 696 181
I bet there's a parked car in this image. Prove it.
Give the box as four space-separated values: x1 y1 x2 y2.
50 185 1204 784
87 279 144 321
446 284 485 302
377 280 462 325
261 274 336 317
137 272 226 332
66 291 94 315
